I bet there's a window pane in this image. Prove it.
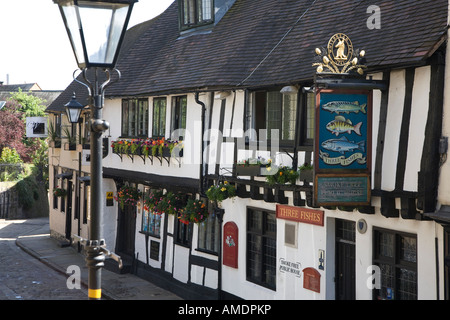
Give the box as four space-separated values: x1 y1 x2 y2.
306 92 315 140
282 94 297 140
142 209 149 232
139 100 149 137
265 211 276 235
153 98 166 137
199 0 212 21
129 100 136 136
264 237 276 288
180 96 187 130
138 100 144 136
400 235 417 263
148 211 161 236
336 219 355 242
378 232 395 258
266 92 281 139
247 208 276 289
247 233 262 280
159 101 166 137
398 268 417 300
122 100 129 136
153 102 160 137
378 263 395 300
198 212 219 252
248 209 262 232
183 0 194 25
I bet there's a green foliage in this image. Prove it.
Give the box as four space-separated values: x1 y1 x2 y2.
206 181 236 203
9 88 46 119
265 166 299 186
15 175 40 210
0 147 22 164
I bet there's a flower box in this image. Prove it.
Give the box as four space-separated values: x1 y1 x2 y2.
235 165 261 176
299 169 313 182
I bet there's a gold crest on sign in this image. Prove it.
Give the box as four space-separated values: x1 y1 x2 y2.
313 33 367 75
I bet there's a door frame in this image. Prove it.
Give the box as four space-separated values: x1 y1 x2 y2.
335 219 356 300
116 203 136 257
65 180 73 240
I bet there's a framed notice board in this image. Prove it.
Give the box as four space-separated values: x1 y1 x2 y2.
315 173 371 206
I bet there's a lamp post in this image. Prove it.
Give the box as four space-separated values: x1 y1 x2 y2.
54 0 137 300
64 93 84 254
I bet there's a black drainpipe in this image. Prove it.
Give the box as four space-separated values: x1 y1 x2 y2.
195 92 206 197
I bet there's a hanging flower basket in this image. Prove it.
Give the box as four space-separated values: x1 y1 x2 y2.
115 185 142 210
143 189 164 212
53 187 67 197
143 190 186 216
155 192 185 215
206 181 236 204
179 199 209 224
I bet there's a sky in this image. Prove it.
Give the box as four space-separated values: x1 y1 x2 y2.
0 0 174 90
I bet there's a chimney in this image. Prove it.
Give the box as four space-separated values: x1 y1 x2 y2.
6 74 9 85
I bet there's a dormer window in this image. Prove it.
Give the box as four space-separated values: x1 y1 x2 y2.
180 0 214 31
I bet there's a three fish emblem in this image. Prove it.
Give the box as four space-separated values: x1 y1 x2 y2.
322 100 366 114
326 115 362 136
321 100 366 159
321 136 365 155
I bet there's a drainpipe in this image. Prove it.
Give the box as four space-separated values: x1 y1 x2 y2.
195 92 206 197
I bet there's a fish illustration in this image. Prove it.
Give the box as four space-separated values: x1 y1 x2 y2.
321 136 365 154
326 116 362 136
322 100 366 114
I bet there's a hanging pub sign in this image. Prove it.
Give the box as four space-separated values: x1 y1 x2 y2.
313 34 372 206
314 88 372 206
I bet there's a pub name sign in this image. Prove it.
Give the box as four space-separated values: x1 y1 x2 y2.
276 205 324 226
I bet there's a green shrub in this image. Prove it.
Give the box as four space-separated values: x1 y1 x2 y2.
0 147 22 164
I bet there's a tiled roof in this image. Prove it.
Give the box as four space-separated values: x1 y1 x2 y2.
48 0 448 111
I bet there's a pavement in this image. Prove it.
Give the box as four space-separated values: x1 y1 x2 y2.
14 218 183 300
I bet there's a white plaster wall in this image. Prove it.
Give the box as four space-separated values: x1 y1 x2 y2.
189 222 219 289
219 196 438 300
102 178 118 251
368 72 383 189
438 26 450 205
102 95 201 180
404 66 430 192
173 245 190 283
382 69 406 191
164 215 175 273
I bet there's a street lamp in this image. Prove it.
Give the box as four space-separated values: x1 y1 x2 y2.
54 0 137 69
54 0 137 300
65 93 84 124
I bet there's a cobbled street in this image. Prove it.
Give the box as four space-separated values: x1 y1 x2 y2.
0 218 87 300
